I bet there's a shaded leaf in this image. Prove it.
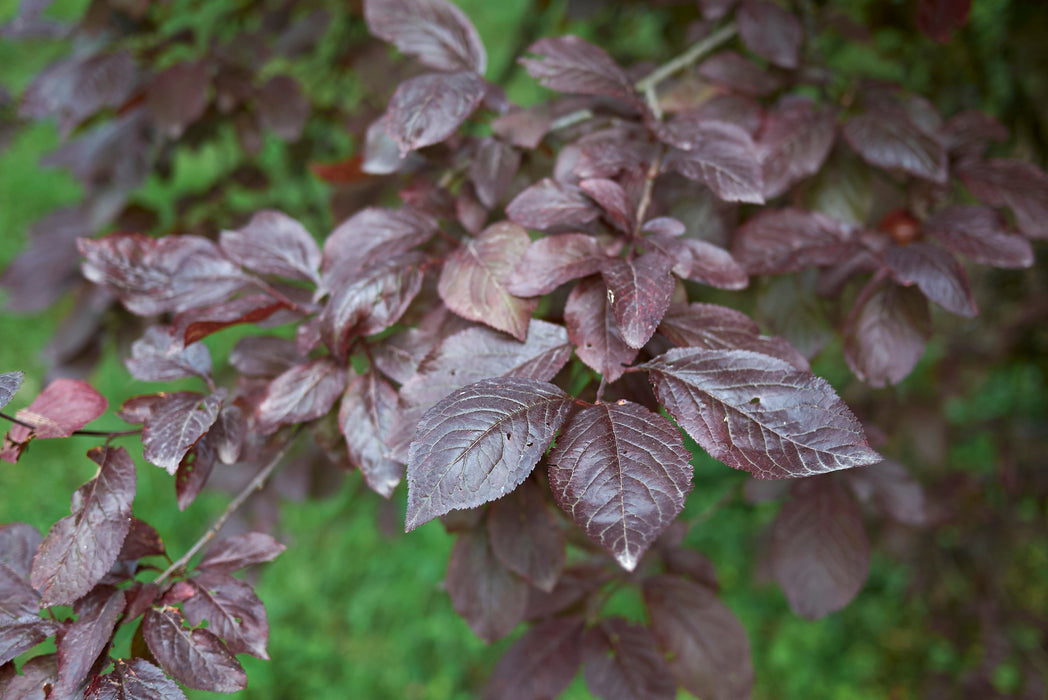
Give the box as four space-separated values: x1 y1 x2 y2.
0 371 23 412
847 459 927 526
85 658 187 700
698 51 782 97
583 618 677 700
580 178 635 232
30 446 136 607
601 253 675 349
0 565 59 665
506 233 607 297
572 126 653 180
941 110 1008 161
117 518 166 561
385 71 486 155
255 75 309 141
255 359 347 435
843 284 930 388
364 0 487 73
484 616 585 700
737 0 803 68
644 348 882 478
322 206 437 277
171 294 288 347
548 401 692 570
470 137 521 209
885 242 977 317
565 276 637 382
55 587 125 697
446 530 528 643
923 205 1033 269
643 575 753 700
21 51 136 137
520 36 637 104
758 99 837 199
506 178 601 231
770 477 870 619
487 480 565 592
1 652 57 698
125 326 211 384
185 571 269 659
405 377 574 531
843 107 947 183
525 564 611 621
681 238 750 290
142 391 225 474
175 430 218 512
146 60 210 139
659 303 809 370
662 121 764 203
142 607 246 693
732 208 852 275
0 522 42 578
339 370 402 498
957 158 1048 239
219 210 321 284
438 221 537 340
198 533 286 574
917 0 972 43
228 337 303 378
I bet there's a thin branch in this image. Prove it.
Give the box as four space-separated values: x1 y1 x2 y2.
550 108 594 132
154 428 302 585
635 22 739 94
633 150 664 238
0 412 142 438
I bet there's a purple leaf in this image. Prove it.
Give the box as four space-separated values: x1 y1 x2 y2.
171 294 289 346
142 391 225 474
184 571 269 659
85 658 187 700
698 51 783 97
917 0 972 43
641 217 686 237
565 276 638 382
146 60 210 139
491 106 552 150
770 477 870 618
548 401 693 570
362 115 409 174
572 126 654 180
339 370 402 498
661 120 765 203
470 138 521 209
198 532 286 574
487 480 565 592
2 653 57 698
219 210 321 284
322 206 437 277
30 446 136 607
758 99 837 199
525 565 610 621
643 575 753 700
506 233 608 297
601 252 675 349
438 221 537 340
7 377 107 439
372 307 472 385
691 95 765 136
582 618 677 700
847 459 927 526
732 208 852 274
364 0 487 74
957 158 1048 239
659 303 809 370
54 587 125 697
923 205 1033 269
20 51 137 137
885 242 977 317
255 359 347 435
79 234 252 316
681 238 750 290
255 75 310 141
520 36 638 104
0 565 59 665
143 607 247 693
124 326 212 384
175 429 218 512
506 178 601 231
446 530 528 643
644 348 882 478
941 110 1008 161
737 0 803 68
843 284 930 388
229 337 304 378
385 71 486 155
483 616 584 700
405 377 575 531
843 106 948 183
117 518 166 561
0 371 23 412
0 522 42 578
580 178 635 232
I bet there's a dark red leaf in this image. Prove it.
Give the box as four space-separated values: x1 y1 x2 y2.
520 36 638 104
491 106 553 149
0 371 23 412
364 0 487 73
640 217 685 237
385 71 486 155
582 618 677 700
941 110 1008 161
79 234 252 316
572 126 654 180
124 326 212 384
438 221 537 340
698 51 782 97
142 607 247 693
405 377 575 531
470 137 522 209
506 233 608 297
579 178 635 232
7 377 107 439
255 359 347 435
601 252 675 349
30 446 136 607
198 532 286 574
644 348 882 478
924 205 1033 269
484 616 585 700
565 276 638 382
0 522 42 579
219 210 321 284
643 575 753 700
917 0 971 43
372 306 472 385
843 106 948 183
548 401 692 570
323 206 437 277
506 178 601 231
446 530 528 643
175 431 217 512
339 370 402 498
957 158 1048 239
171 294 288 347
681 238 750 290
184 571 269 659
659 303 809 370
117 518 165 561
55 587 125 696
20 51 137 137
123 582 160 623
661 120 764 203
691 95 765 135
255 75 309 141
843 283 931 388
0 565 59 665
229 336 304 378
487 480 565 592
770 477 870 618
141 391 225 474
525 564 611 621
847 459 927 526
732 208 852 274
146 60 210 139
758 99 837 199
85 658 187 700
737 0 803 68
885 242 977 317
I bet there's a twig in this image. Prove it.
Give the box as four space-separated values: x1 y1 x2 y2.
0 412 142 438
634 23 739 95
633 150 664 238
550 108 594 132
154 428 301 585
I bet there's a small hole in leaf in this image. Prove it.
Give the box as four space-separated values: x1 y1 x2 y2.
506 432 512 440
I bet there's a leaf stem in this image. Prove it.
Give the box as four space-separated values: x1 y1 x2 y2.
153 427 301 585
634 22 739 95
633 150 664 238
0 412 142 438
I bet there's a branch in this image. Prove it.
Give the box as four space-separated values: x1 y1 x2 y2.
634 22 739 95
0 412 142 438
153 428 302 585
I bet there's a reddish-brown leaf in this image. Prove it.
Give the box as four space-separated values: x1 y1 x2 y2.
601 252 675 349
484 616 585 700
142 607 247 693
198 532 286 574
146 60 210 139
487 480 565 592
184 571 269 659
141 390 225 474
85 658 187 700
385 71 486 155
506 233 608 297
923 205 1033 269
565 276 638 382
506 178 601 231
255 359 347 435
520 36 638 105
339 370 402 498
124 326 212 383
737 0 803 68
364 0 487 73
582 618 677 700
957 158 1048 239
446 530 528 643
843 283 931 388
885 242 977 317
219 210 321 284
55 586 126 697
